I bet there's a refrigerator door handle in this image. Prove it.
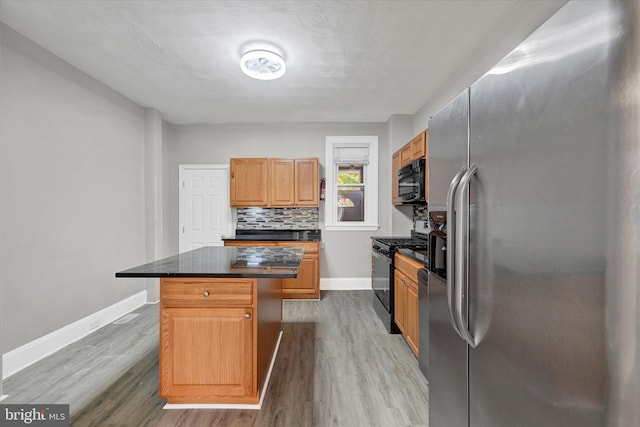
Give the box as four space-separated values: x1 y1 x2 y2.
446 165 467 337
455 163 478 347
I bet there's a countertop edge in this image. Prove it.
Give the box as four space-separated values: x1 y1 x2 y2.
115 272 299 279
222 237 321 242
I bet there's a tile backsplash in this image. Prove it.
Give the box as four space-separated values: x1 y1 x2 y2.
236 207 319 230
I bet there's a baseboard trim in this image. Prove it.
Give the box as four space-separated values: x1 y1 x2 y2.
320 277 371 291
2 291 148 379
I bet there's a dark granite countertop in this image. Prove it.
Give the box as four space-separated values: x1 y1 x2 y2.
222 229 321 242
115 246 304 278
397 247 429 268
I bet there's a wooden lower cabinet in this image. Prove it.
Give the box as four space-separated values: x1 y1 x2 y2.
160 307 254 400
159 277 282 404
406 282 419 355
225 240 320 300
394 253 421 357
278 241 320 300
394 270 408 334
283 255 318 299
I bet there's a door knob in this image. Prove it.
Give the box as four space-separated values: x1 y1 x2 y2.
202 291 209 297
244 313 251 319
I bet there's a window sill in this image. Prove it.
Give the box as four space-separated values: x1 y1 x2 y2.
325 224 380 231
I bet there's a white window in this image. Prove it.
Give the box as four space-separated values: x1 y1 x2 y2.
325 136 379 231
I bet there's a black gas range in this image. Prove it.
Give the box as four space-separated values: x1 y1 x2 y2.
371 231 429 333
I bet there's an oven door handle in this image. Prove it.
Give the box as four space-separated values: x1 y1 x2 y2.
447 166 467 337
454 163 478 348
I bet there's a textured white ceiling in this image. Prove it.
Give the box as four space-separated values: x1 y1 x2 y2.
0 0 566 124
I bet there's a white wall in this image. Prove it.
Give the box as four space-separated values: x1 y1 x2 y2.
144 109 163 302
386 115 416 235
0 24 147 353
164 122 391 278
412 1 567 132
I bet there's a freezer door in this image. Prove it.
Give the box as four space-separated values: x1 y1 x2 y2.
467 1 617 426
427 88 469 213
427 87 470 427
428 272 467 427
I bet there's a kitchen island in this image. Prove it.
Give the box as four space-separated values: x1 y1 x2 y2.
116 245 304 408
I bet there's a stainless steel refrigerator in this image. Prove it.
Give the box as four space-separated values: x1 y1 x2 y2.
427 1 640 426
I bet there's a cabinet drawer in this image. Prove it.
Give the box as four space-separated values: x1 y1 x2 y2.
394 253 423 284
161 278 254 307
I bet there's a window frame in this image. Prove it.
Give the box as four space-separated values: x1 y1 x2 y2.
324 136 379 231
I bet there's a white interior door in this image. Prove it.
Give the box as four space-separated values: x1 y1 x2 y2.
179 165 232 252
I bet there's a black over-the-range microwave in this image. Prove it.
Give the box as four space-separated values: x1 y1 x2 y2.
398 158 426 203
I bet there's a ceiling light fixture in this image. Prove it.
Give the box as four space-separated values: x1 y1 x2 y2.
240 50 286 80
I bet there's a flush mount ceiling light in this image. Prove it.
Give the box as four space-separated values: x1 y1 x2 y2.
240 50 286 80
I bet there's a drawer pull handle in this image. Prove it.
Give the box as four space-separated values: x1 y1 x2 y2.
202 291 209 297
244 313 251 319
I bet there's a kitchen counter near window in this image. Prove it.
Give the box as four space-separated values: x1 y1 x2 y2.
222 228 321 242
223 230 321 300
115 245 303 408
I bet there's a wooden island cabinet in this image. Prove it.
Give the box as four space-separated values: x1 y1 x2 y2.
159 277 282 404
116 246 304 407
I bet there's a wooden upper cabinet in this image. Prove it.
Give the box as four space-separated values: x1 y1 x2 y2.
412 131 427 160
294 158 319 207
231 157 318 208
401 131 427 167
392 150 401 205
230 158 269 207
393 129 429 205
400 144 413 166
269 159 295 206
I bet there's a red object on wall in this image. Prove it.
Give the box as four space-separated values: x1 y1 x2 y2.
320 178 326 201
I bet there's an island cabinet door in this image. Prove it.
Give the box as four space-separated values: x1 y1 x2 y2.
160 307 254 401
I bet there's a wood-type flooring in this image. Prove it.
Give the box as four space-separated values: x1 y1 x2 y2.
4 291 429 426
